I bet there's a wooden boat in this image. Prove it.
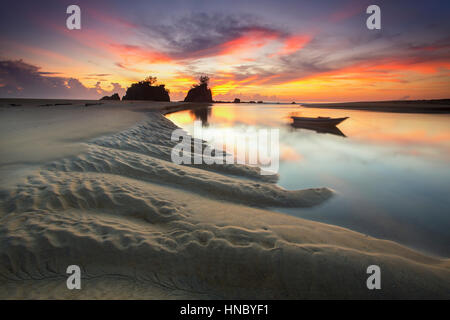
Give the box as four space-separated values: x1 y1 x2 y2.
291 116 348 126
290 122 346 137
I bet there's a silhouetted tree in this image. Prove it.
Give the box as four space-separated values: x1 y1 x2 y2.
184 76 213 102
123 76 170 101
143 76 158 86
199 75 210 85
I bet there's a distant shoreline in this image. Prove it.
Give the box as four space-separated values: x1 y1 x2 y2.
2 98 450 114
301 99 450 114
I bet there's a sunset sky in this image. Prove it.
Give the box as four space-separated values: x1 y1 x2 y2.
1 0 449 101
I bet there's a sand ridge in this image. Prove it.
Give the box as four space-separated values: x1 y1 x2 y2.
0 100 449 299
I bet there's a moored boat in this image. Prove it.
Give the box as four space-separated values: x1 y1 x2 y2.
291 116 348 126
290 122 347 137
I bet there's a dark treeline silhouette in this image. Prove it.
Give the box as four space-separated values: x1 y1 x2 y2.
122 76 170 101
96 75 282 103
100 93 120 100
99 75 235 102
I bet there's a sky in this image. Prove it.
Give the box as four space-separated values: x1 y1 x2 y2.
0 0 449 102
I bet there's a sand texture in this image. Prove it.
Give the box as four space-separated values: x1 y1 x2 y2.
0 100 449 299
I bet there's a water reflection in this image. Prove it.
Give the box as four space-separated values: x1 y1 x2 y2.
166 103 450 257
289 121 347 137
189 106 212 126
167 104 450 161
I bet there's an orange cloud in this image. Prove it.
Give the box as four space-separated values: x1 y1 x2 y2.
39 19 171 70
275 35 311 56
219 29 280 56
3 40 74 65
178 28 281 60
210 74 262 95
285 56 450 89
109 44 172 64
367 59 450 75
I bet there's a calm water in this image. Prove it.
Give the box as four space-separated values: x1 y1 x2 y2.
166 104 450 257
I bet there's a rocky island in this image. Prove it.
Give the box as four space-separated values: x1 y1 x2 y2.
122 76 170 101
184 76 213 103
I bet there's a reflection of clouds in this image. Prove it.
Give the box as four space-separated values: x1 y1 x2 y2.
351 130 450 162
211 105 294 127
166 104 450 256
167 105 450 167
166 111 195 125
356 130 450 146
381 145 450 164
211 106 237 123
280 145 303 162
394 149 427 157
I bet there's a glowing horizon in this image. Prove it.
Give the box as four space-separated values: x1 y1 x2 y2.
1 0 449 102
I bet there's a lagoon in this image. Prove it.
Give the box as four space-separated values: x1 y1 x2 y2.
166 103 450 257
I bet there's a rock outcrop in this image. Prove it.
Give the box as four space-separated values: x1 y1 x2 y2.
100 93 120 100
184 83 213 103
123 81 170 101
233 98 241 103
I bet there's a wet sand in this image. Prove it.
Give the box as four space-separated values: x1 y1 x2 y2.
0 99 449 299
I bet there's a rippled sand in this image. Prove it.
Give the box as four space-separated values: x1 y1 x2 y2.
0 100 449 299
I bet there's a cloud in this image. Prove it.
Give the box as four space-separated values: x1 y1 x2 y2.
219 29 450 87
273 35 312 56
0 60 125 99
87 73 112 77
2 4 449 101
138 13 310 60
109 44 172 64
212 91 281 102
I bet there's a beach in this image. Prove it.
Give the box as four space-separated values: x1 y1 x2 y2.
0 99 448 299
